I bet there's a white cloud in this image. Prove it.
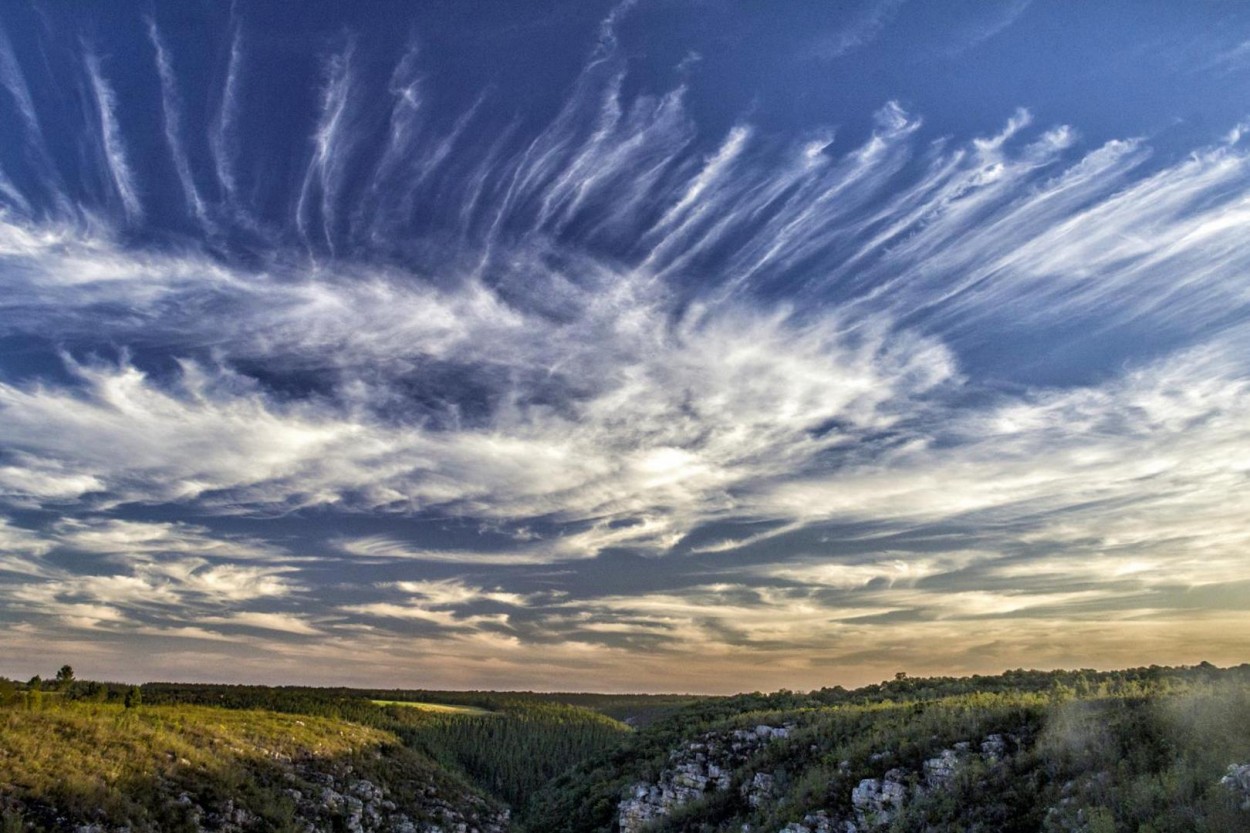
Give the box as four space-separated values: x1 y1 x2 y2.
388 579 532 608
805 0 906 61
337 536 554 565
0 517 302 642
0 359 358 508
2 103 1249 577
202 611 322 636
337 580 535 634
209 24 244 208
2 4 1250 690
147 17 208 227
941 0 1032 57
297 38 358 253
83 48 142 224
761 551 987 590
6 554 295 610
0 519 53 578
0 462 104 503
51 518 286 562
757 335 1250 589
0 261 954 555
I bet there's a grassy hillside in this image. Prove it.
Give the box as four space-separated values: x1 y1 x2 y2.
370 700 497 716
127 682 638 815
522 664 1250 833
0 702 505 833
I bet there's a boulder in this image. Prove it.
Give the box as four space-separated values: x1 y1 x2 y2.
1221 763 1250 810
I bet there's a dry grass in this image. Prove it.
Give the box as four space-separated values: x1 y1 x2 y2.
0 702 398 830
371 699 496 716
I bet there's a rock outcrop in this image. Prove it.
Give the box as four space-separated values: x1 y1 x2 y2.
772 732 1020 833
849 769 907 828
51 758 509 833
618 725 791 833
1221 762 1250 810
285 767 507 833
743 771 777 808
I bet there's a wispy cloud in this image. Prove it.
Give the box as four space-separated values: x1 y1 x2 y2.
0 517 303 641
51 518 287 562
0 23 71 215
82 47 142 224
338 536 556 565
1197 38 1250 76
201 611 321 636
296 38 358 253
0 24 42 144
1 1 1249 689
146 17 209 227
340 578 528 630
0 168 30 214
941 0 1032 58
209 24 244 208
803 0 906 61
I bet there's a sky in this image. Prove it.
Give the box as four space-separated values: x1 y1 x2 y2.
1 0 1249 694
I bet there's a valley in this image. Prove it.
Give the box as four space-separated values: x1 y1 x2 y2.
3 664 1248 832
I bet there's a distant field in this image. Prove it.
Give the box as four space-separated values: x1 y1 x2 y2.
371 699 496 716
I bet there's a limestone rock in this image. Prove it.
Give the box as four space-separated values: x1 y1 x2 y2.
923 748 962 787
618 724 793 833
742 771 777 808
851 769 907 829
1221 763 1250 810
980 733 1008 762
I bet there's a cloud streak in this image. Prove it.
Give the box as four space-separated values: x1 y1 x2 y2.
209 24 244 210
82 48 143 224
297 38 357 253
804 0 906 61
147 17 209 227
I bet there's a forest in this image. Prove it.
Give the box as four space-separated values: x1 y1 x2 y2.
2 664 1249 832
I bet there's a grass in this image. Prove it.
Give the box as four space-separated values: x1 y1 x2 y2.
371 699 497 716
2 701 395 774
0 702 405 831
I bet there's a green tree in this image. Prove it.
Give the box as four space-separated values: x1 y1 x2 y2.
124 685 143 709
86 681 108 703
55 665 75 690
0 678 16 707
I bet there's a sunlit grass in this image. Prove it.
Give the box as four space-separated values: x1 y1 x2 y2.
0 701 404 830
371 699 497 716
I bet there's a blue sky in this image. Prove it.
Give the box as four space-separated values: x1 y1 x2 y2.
1 0 1249 692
